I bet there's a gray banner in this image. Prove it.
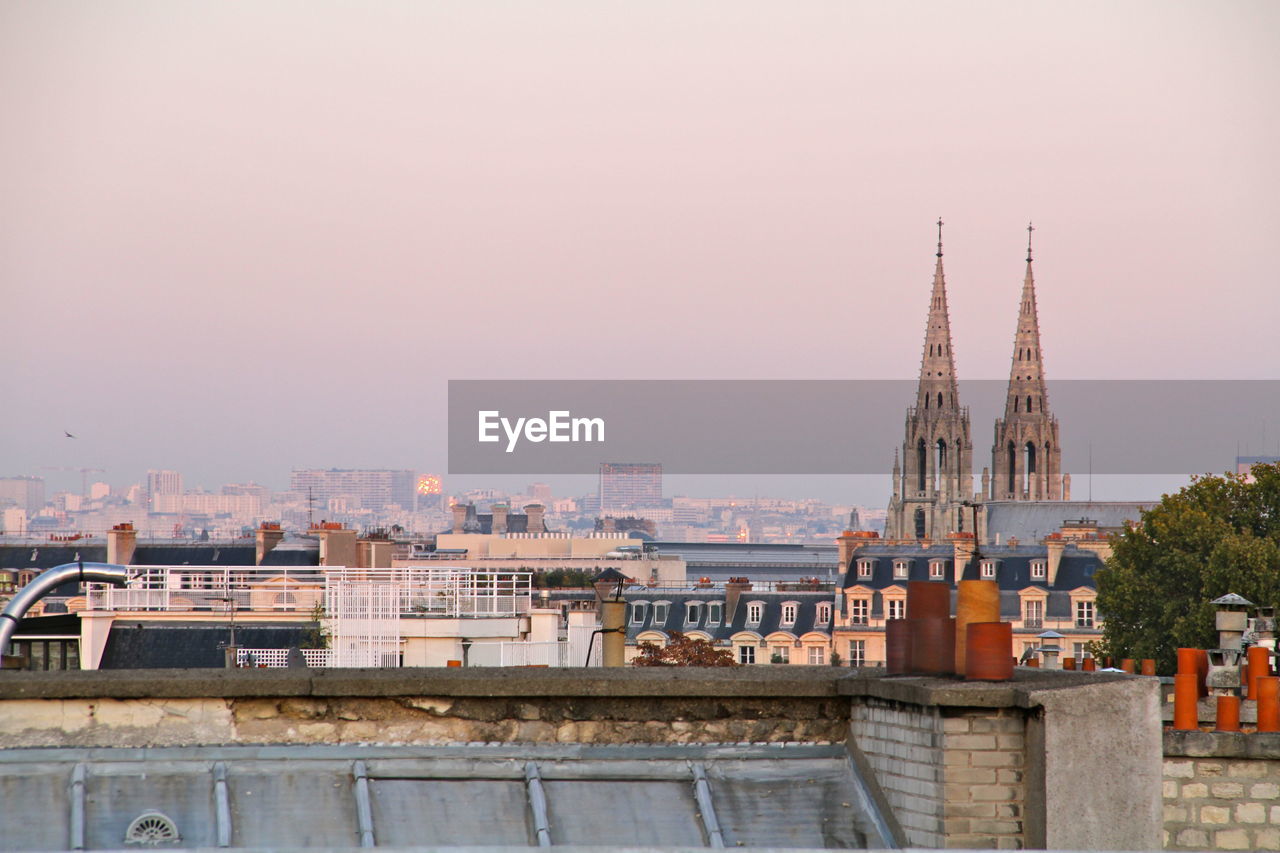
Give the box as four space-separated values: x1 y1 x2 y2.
447 380 1280 475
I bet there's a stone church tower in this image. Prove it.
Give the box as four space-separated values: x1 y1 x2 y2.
984 225 1065 501
886 221 974 539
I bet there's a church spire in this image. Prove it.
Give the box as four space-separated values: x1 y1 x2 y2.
1003 222 1048 421
917 218 960 414
989 222 1063 501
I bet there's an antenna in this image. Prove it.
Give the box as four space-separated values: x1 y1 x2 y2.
1088 442 1093 502
307 487 315 529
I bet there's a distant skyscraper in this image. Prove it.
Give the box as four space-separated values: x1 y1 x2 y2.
528 482 553 504
599 463 663 513
0 476 45 514
145 470 183 510
290 469 416 512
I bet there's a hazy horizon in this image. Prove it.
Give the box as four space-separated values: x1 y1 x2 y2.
3 2 1277 507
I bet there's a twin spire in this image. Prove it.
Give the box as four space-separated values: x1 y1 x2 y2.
916 220 1050 422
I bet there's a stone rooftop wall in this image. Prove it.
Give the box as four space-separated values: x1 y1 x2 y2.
0 666 1162 850
1163 731 1280 851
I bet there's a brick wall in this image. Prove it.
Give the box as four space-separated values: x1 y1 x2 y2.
1163 732 1280 851
848 698 1027 849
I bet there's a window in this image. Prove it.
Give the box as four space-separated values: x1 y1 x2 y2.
771 645 790 664
808 646 827 665
738 645 756 665
980 560 997 579
781 603 797 624
850 598 869 625
1025 599 1043 628
848 639 866 667
887 599 906 621
630 602 647 625
816 603 832 625
1030 560 1047 580
893 560 910 579
1075 600 1095 628
1073 642 1086 660
707 602 723 625
686 602 701 624
857 559 874 579
747 602 763 623
652 602 669 625
929 560 946 580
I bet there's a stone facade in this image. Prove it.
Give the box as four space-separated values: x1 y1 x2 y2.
1163 732 1280 851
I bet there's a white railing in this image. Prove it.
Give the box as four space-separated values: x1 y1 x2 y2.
236 648 334 668
85 566 326 613
327 566 534 618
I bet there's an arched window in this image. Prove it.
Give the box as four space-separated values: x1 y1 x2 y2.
937 392 943 408
913 508 926 539
936 439 948 488
1026 395 1033 412
1007 442 1017 494
1014 397 1020 413
917 438 927 492
1025 442 1037 476
924 393 929 409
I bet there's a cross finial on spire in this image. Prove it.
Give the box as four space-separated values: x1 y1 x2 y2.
1026 221 1035 263
936 217 944 258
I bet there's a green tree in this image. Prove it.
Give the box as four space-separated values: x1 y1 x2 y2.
1096 464 1280 673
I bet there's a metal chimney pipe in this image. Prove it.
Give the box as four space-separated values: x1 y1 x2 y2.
0 562 131 659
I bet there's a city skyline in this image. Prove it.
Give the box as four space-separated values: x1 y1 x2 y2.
3 3 1277 507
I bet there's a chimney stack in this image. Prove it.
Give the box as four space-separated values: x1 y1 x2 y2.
256 522 284 566
106 523 137 566
524 503 545 534
451 503 467 534
725 577 752 624
491 504 509 535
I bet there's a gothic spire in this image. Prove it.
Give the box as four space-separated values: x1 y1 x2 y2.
1003 222 1049 421
917 218 961 414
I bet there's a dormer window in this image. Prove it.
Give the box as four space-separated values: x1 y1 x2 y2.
781 603 798 624
1030 560 1047 580
929 559 946 580
747 602 763 623
652 602 669 625
816 603 832 625
893 559 910 579
630 602 647 625
856 559 875 580
707 601 723 625
980 559 997 580
686 602 702 624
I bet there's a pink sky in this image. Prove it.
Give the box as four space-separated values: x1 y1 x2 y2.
2 2 1277 501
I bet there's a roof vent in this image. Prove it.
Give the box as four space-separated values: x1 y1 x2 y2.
124 812 180 845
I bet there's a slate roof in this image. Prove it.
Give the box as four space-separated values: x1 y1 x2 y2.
982 500 1150 543
620 590 835 642
99 622 311 669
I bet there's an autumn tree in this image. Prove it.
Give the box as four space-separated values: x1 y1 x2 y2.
1095 464 1280 673
632 631 738 666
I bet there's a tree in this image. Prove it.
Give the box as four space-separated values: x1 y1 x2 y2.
1095 464 1280 674
633 631 738 666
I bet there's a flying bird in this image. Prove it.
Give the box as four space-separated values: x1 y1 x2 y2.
64 430 76 438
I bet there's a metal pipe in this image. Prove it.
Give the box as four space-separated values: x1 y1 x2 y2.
691 763 725 849
524 761 552 847
352 760 375 848
0 562 131 659
70 763 86 851
213 762 232 848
